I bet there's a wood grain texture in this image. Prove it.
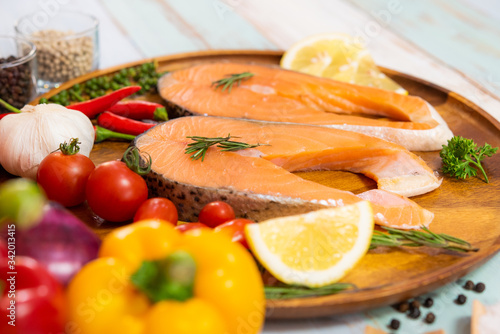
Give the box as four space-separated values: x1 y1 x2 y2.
7 50 500 319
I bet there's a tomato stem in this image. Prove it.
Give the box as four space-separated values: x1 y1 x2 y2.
58 138 81 155
122 146 152 176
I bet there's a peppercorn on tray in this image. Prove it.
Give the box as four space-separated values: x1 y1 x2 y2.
9 50 500 319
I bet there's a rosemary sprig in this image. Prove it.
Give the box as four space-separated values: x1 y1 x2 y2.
185 134 269 161
265 283 355 300
211 72 254 93
370 226 478 252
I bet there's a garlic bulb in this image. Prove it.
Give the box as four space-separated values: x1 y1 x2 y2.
0 103 94 179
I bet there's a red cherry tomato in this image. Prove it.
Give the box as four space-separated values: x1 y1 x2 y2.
175 222 210 233
37 151 95 207
198 201 235 228
85 160 148 222
214 218 255 249
133 198 178 225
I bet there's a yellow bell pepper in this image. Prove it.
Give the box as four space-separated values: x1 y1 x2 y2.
67 220 265 334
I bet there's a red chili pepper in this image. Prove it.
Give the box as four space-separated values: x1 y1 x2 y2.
0 113 15 120
93 125 136 143
108 101 169 121
0 252 66 334
67 85 141 119
97 111 155 136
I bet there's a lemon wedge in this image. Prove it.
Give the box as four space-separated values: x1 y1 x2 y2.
245 201 373 288
280 33 407 94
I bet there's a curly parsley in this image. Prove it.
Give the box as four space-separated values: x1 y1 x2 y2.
440 136 498 183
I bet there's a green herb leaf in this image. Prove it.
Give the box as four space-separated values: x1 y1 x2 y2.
265 283 355 299
185 134 269 161
211 72 254 93
440 136 498 183
369 226 478 252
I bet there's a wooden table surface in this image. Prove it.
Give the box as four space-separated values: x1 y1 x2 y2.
2 0 500 333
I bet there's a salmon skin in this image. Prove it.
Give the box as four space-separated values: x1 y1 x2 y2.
158 63 453 151
133 116 436 229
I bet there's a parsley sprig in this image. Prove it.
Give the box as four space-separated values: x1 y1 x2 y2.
440 136 498 183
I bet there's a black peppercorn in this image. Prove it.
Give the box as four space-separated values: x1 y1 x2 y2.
455 294 467 305
0 56 34 112
464 280 474 290
408 307 421 319
392 301 410 313
423 297 434 308
424 312 436 324
410 299 421 310
474 282 486 293
389 319 400 330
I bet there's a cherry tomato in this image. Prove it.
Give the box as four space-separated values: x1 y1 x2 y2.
175 222 210 233
37 151 95 207
214 218 255 249
133 198 178 225
85 160 148 222
198 201 235 228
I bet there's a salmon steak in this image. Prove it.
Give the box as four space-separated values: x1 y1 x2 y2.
133 116 437 229
158 63 453 151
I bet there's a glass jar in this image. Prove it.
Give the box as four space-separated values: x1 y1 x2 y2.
0 35 37 112
15 11 99 93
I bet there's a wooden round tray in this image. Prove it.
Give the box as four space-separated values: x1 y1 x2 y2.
5 50 500 319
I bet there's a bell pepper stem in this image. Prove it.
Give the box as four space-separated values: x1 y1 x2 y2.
0 98 21 113
130 250 196 303
94 125 136 143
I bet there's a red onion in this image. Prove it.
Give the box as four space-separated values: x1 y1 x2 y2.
15 202 101 285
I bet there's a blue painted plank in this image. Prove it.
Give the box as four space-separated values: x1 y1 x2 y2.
164 0 277 50
100 0 203 56
351 0 500 96
100 0 276 58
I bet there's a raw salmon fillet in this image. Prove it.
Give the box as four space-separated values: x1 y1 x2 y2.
158 63 453 151
134 116 435 229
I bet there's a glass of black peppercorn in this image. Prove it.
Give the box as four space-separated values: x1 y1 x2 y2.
0 36 38 113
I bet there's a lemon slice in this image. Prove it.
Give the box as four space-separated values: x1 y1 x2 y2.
280 33 407 94
245 201 373 287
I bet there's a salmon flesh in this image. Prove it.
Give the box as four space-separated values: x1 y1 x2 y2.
133 116 436 229
158 63 453 151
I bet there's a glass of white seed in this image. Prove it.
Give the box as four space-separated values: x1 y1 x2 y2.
15 11 99 93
